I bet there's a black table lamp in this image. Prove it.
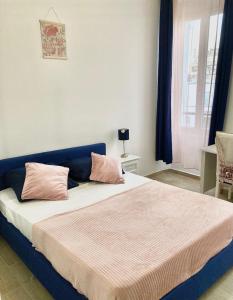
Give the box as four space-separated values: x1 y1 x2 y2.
118 128 129 158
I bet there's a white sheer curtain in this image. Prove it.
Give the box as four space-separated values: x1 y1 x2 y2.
172 0 224 171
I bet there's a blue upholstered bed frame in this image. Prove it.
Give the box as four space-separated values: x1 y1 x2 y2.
0 143 233 300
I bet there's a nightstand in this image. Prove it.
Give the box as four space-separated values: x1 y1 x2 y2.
121 155 140 174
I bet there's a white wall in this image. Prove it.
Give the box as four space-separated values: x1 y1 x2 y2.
224 66 233 133
0 0 160 175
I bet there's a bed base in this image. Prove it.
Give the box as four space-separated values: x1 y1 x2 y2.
0 142 232 299
1 213 233 300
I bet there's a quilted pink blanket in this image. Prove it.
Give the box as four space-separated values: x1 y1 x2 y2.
32 181 233 300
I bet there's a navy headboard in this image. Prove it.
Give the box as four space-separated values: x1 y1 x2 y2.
0 143 106 191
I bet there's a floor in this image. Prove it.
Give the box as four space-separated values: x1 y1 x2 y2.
0 169 233 299
149 169 231 200
149 169 201 193
0 236 52 300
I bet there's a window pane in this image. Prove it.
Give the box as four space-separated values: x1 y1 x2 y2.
203 13 223 129
181 19 201 128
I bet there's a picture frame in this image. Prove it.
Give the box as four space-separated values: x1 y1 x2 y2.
39 20 67 60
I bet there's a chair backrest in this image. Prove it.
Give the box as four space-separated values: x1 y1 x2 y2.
216 131 233 165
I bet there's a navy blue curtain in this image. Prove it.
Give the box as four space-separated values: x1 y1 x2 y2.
156 0 173 164
208 0 233 145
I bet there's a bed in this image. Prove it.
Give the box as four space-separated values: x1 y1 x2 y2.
1 143 233 300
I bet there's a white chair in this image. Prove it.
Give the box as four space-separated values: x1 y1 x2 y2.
215 131 233 200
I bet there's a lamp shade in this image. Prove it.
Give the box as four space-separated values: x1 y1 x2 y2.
118 128 129 141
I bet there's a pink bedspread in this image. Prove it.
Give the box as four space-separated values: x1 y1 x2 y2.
32 181 233 300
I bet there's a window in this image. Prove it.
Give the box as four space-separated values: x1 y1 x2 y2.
203 14 223 129
172 0 224 171
181 14 223 130
181 19 200 128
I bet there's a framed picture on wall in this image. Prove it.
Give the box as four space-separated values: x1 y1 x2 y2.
39 20 67 60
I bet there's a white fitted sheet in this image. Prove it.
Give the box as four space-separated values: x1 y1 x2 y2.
0 173 150 241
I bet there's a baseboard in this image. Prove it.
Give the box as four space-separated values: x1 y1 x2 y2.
146 162 200 179
169 169 200 179
143 161 171 177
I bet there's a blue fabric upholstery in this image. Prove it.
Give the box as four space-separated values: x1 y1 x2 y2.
1 212 233 300
0 143 106 191
62 157 92 182
156 0 173 164
208 0 233 145
68 178 79 189
5 167 26 201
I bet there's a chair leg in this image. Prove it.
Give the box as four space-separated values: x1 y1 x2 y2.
228 186 232 201
215 182 220 198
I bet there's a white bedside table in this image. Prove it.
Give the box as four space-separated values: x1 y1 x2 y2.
121 155 140 174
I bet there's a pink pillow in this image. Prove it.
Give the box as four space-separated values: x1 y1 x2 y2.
90 152 124 184
22 163 69 201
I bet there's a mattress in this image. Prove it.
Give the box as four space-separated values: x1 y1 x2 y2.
0 172 150 241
